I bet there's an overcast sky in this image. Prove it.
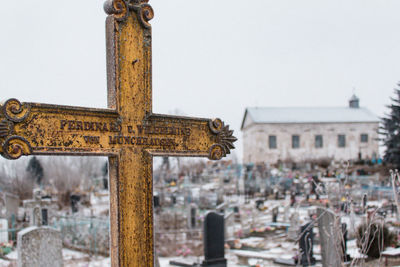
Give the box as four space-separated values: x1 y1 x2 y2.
1 0 400 162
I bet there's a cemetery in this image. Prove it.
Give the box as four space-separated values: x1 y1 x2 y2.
0 156 398 266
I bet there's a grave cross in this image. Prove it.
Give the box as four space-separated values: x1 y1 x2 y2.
0 1 237 266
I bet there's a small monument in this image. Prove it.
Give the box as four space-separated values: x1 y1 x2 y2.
287 211 300 240
170 211 227 267
317 208 341 267
188 204 197 228
23 189 54 226
17 226 63 267
272 206 279 223
203 212 227 267
341 223 351 262
274 221 316 266
297 222 316 266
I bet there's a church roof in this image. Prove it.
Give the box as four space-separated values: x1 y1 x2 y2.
241 106 379 129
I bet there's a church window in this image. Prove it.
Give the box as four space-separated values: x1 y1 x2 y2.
338 134 346 148
292 135 300 149
269 135 277 149
360 134 368 143
315 135 323 148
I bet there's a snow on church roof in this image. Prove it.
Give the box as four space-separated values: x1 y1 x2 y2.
241 106 379 129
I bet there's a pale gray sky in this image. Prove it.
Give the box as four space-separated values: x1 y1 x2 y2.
1 0 400 161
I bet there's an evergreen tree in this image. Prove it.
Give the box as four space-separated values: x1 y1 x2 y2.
381 85 400 168
26 156 44 185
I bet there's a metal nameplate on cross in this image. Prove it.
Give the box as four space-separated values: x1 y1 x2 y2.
0 0 237 266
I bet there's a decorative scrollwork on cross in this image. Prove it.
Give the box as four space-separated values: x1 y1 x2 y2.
104 0 154 28
0 99 32 160
208 118 237 160
3 98 31 123
2 136 32 160
104 0 129 22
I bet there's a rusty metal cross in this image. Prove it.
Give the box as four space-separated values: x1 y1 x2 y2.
0 1 236 266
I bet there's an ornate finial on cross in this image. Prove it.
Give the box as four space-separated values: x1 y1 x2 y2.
104 0 154 26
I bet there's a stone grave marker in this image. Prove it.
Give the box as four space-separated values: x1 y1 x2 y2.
203 212 227 267
170 211 227 267
317 208 341 267
274 221 316 266
362 193 367 213
341 223 351 262
287 211 300 240
70 194 80 213
17 226 63 267
0 218 8 243
272 206 279 223
283 204 290 222
188 204 197 228
224 211 235 240
298 222 316 266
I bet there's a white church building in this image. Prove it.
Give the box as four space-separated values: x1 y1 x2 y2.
241 95 380 164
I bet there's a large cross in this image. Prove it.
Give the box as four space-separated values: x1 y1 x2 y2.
0 1 237 266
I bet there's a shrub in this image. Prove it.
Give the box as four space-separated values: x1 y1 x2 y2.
356 222 396 258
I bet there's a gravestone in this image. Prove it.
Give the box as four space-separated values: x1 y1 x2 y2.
274 221 316 266
283 204 290 222
154 195 160 208
0 219 8 243
189 204 197 228
70 194 80 213
362 194 367 213
341 223 351 262
224 211 235 240
317 208 341 267
272 207 279 223
287 211 300 240
203 212 227 267
17 226 63 267
298 222 316 266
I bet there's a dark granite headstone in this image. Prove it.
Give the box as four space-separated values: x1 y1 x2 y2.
298 222 316 266
362 194 367 213
154 195 160 208
272 207 279 223
341 223 351 262
41 208 48 226
202 212 227 267
70 194 80 213
190 207 196 228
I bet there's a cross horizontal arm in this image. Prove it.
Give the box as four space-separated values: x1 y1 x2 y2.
145 114 237 160
0 99 120 159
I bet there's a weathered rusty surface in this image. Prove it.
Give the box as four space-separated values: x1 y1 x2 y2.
0 101 234 160
0 1 237 266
